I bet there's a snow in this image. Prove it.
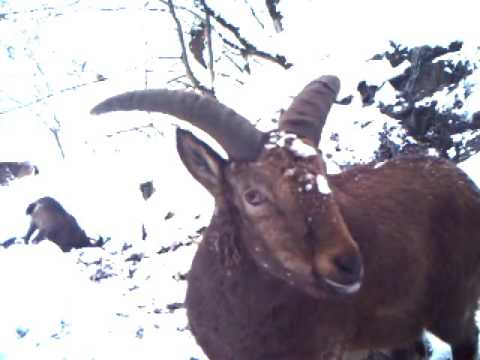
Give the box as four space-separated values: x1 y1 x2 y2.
265 131 318 157
0 183 206 360
289 137 318 157
316 175 332 195
0 136 210 359
459 152 480 185
1 0 480 359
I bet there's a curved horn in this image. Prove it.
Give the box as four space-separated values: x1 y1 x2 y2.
91 89 265 161
279 75 340 147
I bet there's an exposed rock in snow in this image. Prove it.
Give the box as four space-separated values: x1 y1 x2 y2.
351 40 480 163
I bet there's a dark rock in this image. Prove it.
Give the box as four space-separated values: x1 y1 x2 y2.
166 302 185 312
91 268 115 282
335 95 354 105
164 211 175 220
121 243 133 252
16 327 29 338
125 253 144 263
139 181 155 200
357 81 380 107
157 240 193 255
173 272 188 281
366 40 480 161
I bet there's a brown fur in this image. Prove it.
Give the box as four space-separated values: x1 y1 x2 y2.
183 132 480 360
24 196 93 252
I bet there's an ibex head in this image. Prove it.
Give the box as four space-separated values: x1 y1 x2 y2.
91 76 363 297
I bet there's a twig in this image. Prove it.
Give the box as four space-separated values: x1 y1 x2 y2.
98 6 164 12
0 5 60 18
217 72 245 86
167 0 214 96
200 0 291 69
222 50 247 73
106 123 164 138
265 0 283 33
49 116 65 159
158 0 204 22
0 77 108 115
156 56 182 60
167 74 187 84
243 0 265 29
199 0 215 87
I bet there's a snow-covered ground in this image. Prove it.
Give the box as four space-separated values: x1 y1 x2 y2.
1 149 480 360
0 157 210 359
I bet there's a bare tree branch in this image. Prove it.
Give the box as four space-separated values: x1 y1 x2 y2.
167 74 188 84
167 0 214 96
50 115 65 159
217 72 245 85
158 0 204 22
0 77 107 115
105 123 164 138
0 5 62 19
265 0 283 33
98 7 165 12
156 56 183 60
0 2 164 19
243 0 265 29
199 0 215 87
200 1 291 69
222 51 247 73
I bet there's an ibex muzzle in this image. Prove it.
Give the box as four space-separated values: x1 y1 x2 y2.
92 76 363 296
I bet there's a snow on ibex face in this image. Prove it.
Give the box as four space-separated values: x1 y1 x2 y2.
296 173 331 195
268 131 331 195
316 175 332 195
374 161 386 169
265 131 317 157
299 173 315 192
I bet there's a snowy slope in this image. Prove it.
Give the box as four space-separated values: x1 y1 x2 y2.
0 131 479 360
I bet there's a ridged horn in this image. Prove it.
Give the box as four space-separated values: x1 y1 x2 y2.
91 89 265 161
279 75 340 147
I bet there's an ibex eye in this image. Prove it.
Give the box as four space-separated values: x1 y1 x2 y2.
244 189 266 206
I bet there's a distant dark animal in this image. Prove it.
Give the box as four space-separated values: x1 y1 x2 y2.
0 162 38 186
24 197 94 252
91 76 480 360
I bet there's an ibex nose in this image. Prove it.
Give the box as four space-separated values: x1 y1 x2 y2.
332 253 363 284
314 250 364 295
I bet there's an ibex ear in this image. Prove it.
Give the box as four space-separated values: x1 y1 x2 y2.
176 128 226 195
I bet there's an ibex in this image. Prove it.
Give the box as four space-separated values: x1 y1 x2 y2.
0 161 38 185
25 196 94 252
91 76 480 360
